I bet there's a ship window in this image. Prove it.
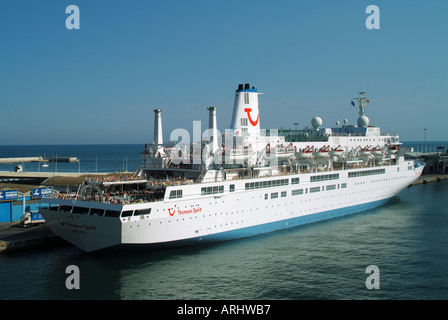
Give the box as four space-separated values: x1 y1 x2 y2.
90 208 104 216
348 169 385 178
292 189 303 196
244 178 290 191
271 192 278 199
59 205 72 213
244 92 249 104
121 210 133 217
230 184 235 192
291 177 300 185
265 194 268 200
341 183 347 188
201 186 224 195
72 206 89 215
310 187 320 193
169 189 183 199
326 185 336 191
311 173 339 183
104 210 120 218
135 208 151 215
281 191 287 198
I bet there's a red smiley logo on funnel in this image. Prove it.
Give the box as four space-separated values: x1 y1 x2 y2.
244 108 259 126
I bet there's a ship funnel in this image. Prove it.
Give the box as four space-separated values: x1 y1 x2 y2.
207 106 219 154
153 109 165 156
230 83 261 137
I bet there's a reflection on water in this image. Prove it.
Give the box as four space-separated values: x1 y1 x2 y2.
1 181 447 300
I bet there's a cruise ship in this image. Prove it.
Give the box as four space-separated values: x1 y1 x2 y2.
39 84 425 252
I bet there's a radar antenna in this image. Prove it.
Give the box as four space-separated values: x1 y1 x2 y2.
352 91 370 128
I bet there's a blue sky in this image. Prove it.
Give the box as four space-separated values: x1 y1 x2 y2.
0 0 447 145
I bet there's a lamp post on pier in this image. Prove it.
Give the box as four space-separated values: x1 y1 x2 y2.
424 128 427 153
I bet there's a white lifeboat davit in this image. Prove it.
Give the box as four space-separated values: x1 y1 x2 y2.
329 145 344 157
313 145 330 158
372 145 383 156
360 145 372 156
296 145 314 159
270 143 295 160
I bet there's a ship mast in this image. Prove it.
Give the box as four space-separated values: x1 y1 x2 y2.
354 91 367 117
353 91 370 128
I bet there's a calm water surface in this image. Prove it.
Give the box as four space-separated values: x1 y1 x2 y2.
0 143 447 300
1 181 447 300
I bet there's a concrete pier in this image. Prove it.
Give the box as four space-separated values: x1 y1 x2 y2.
0 156 78 164
0 157 43 164
0 171 115 185
0 222 67 253
411 173 448 186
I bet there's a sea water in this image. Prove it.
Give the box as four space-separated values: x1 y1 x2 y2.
0 143 447 300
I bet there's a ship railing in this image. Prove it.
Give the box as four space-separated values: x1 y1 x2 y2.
45 154 400 204
46 190 166 205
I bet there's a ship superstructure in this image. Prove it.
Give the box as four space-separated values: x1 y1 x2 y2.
39 84 424 252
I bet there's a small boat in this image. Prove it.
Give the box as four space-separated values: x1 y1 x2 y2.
372 145 383 155
295 145 314 159
329 145 344 157
360 145 372 156
313 145 330 157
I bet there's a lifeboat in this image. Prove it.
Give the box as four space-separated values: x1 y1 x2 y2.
387 144 399 154
226 144 256 162
372 145 383 155
329 145 344 157
296 145 314 159
271 143 295 160
313 145 330 158
360 145 372 156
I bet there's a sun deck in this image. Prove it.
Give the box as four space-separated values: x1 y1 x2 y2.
42 152 400 207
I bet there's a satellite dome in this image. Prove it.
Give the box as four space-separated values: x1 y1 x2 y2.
311 117 322 129
357 115 369 128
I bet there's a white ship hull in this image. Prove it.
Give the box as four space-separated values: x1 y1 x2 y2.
40 161 423 253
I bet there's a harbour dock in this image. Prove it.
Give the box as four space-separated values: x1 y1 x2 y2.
0 171 133 253
411 173 448 185
0 171 121 187
0 222 67 253
0 156 78 164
